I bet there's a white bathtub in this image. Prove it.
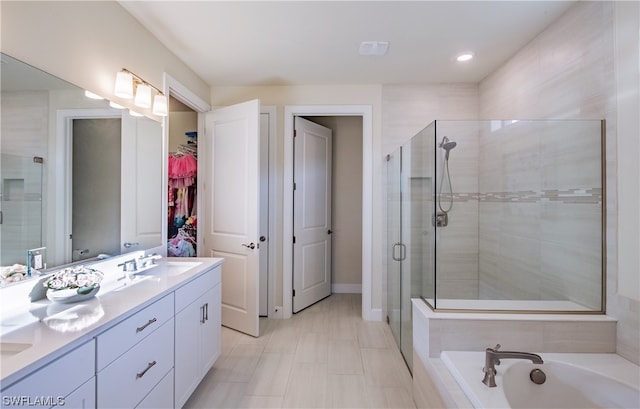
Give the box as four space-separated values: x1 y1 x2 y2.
441 351 640 409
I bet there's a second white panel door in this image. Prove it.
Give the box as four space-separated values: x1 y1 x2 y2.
293 117 332 313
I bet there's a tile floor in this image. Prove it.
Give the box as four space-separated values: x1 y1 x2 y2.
184 294 416 408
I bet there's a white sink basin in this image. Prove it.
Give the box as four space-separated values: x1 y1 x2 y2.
163 261 202 276
0 342 32 357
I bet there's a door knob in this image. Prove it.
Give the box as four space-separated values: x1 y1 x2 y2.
242 242 256 250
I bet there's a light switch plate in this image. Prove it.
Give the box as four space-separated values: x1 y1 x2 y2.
27 247 46 275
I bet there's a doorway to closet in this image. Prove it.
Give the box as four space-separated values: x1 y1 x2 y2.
164 77 277 338
167 96 198 257
292 116 363 313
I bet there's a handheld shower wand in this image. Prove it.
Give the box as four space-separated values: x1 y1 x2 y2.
437 136 457 223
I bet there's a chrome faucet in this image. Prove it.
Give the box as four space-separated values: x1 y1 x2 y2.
118 253 162 272
482 344 543 387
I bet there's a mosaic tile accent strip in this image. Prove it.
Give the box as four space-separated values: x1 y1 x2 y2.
436 188 602 205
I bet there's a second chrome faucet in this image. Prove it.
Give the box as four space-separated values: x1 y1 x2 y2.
482 344 544 387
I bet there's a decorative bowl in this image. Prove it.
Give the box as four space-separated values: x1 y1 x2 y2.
44 266 103 304
46 285 100 304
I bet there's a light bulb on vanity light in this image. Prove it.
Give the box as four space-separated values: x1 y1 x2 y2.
152 94 168 116
114 70 134 99
84 90 104 100
134 83 152 108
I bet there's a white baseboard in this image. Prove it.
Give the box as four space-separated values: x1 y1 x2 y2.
332 284 362 293
364 308 383 322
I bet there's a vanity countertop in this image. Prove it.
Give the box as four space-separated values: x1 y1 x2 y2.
0 256 223 388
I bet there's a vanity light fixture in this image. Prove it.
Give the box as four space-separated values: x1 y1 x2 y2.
152 94 168 117
133 83 152 109
84 90 104 100
114 70 134 99
113 68 168 116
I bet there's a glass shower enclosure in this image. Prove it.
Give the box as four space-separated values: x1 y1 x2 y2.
0 153 44 267
387 119 605 370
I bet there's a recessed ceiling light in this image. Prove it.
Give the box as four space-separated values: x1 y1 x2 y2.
359 41 389 56
456 52 474 62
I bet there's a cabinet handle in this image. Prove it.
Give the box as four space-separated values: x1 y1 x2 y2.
136 318 157 333
204 303 209 321
136 360 157 379
200 305 206 324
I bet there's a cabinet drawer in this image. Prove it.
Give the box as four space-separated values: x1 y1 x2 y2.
1 340 95 409
97 318 174 409
175 266 220 313
136 368 173 409
96 293 174 370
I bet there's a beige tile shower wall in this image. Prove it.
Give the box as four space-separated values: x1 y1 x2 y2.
477 1 640 364
1 91 49 265
432 121 480 299
477 120 603 309
478 2 614 120
382 84 478 157
381 85 479 308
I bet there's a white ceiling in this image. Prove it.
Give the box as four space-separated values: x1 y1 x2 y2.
119 1 575 87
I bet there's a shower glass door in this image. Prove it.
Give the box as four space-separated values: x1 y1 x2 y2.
386 123 436 372
386 147 402 359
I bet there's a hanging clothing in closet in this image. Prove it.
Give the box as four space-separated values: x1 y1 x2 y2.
167 135 198 256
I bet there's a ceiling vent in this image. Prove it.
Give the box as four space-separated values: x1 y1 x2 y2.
359 41 389 56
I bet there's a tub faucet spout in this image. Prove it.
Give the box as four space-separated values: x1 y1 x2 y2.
482 344 543 387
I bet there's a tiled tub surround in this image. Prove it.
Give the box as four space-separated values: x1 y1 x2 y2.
0 254 223 388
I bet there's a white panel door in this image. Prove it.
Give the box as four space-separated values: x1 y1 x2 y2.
121 115 162 253
203 99 260 337
259 113 269 316
293 117 332 313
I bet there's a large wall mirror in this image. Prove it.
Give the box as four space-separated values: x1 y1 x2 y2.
0 53 163 286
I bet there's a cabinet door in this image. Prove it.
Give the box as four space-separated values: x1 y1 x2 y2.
58 377 95 409
1 340 94 409
200 283 221 374
174 298 201 409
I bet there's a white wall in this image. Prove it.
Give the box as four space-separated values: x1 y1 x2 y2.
1 1 210 115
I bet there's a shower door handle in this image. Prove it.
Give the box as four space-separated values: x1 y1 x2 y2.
392 243 406 261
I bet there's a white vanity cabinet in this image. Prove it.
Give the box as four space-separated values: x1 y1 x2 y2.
174 266 222 408
0 259 223 409
0 340 95 409
96 293 175 409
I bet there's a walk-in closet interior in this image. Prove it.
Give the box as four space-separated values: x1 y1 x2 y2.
167 97 198 257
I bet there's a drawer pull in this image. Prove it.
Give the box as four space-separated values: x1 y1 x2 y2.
204 302 209 321
200 305 205 324
136 317 157 333
136 360 157 379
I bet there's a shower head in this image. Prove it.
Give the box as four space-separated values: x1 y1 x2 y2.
439 136 457 159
